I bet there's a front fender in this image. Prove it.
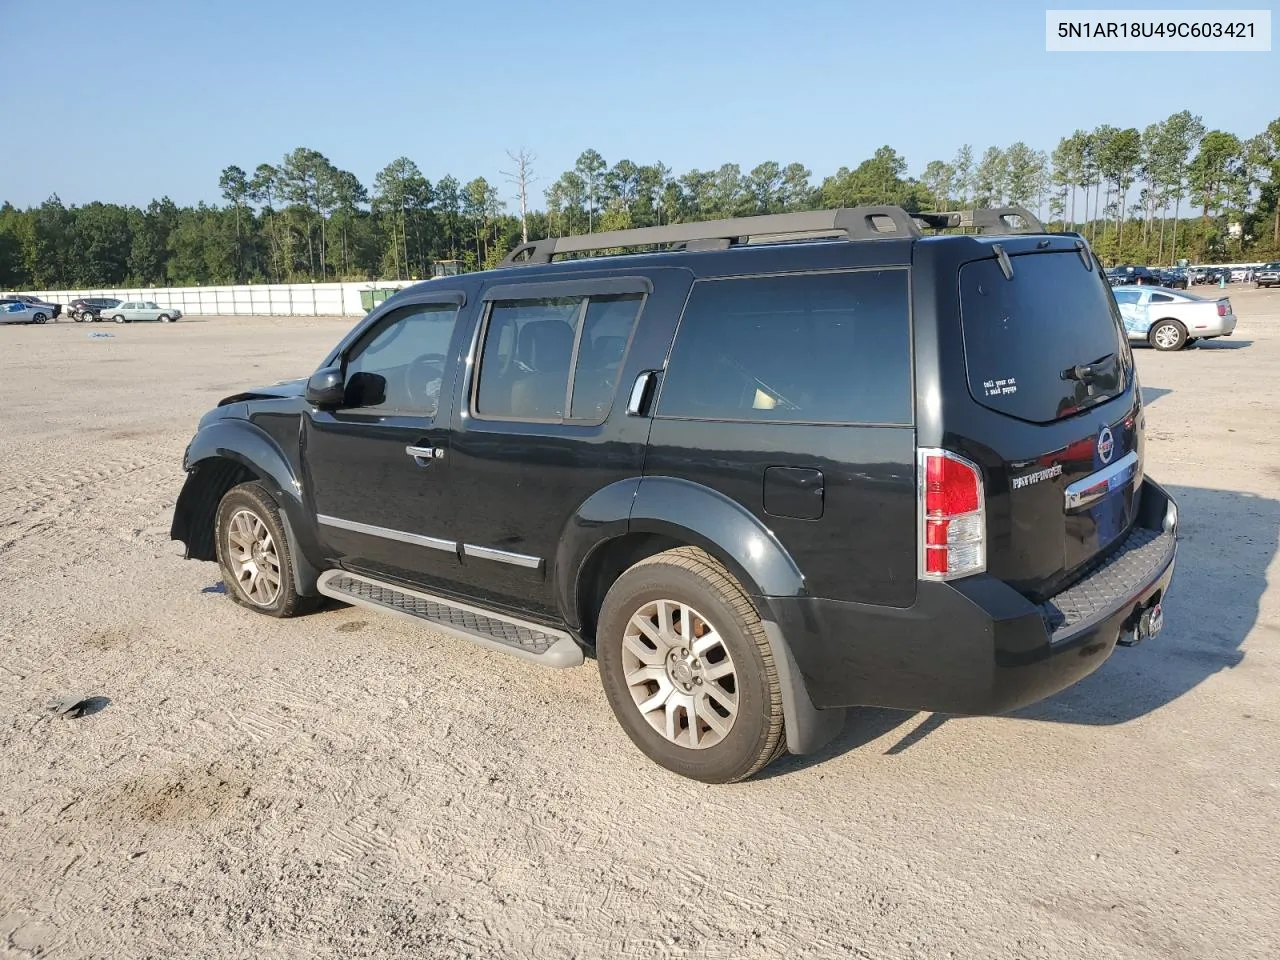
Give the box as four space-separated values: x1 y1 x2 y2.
182 419 303 509
172 420 321 593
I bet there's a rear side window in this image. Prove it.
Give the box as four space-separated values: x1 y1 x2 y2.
657 270 912 424
960 251 1132 424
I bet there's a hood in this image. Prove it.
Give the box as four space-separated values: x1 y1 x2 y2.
216 376 308 407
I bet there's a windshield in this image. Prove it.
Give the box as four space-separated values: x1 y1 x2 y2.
960 251 1133 424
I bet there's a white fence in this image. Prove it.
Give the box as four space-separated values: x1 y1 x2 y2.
15 281 424 317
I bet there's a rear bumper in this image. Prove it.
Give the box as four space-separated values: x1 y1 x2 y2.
1194 314 1236 337
766 478 1177 715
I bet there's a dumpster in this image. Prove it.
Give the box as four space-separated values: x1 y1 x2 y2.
360 287 400 312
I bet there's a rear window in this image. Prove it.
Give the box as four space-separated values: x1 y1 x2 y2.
960 251 1132 424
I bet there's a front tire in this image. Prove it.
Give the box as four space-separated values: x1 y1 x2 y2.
33 312 47 324
596 547 785 783
1149 319 1187 351
113 315 126 324
214 481 315 618
158 314 172 323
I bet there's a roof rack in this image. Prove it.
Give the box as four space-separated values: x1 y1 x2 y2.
502 205 1045 265
913 207 1044 234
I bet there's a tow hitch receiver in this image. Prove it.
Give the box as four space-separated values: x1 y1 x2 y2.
1119 601 1164 647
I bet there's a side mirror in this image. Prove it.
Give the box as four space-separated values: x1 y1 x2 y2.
305 367 346 408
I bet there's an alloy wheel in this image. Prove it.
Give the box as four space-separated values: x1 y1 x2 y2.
1153 323 1181 349
225 508 282 606
621 598 739 749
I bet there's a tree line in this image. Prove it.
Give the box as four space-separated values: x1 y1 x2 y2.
2 112 1278 291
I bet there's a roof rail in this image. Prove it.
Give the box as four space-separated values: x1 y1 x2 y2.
914 206 1044 234
501 204 1046 265
503 207 921 265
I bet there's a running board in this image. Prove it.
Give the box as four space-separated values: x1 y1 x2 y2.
316 570 584 668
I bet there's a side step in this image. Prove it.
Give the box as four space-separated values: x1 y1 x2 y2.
316 570 584 668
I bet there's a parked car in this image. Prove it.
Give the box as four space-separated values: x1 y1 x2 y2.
0 301 48 324
102 300 182 323
70 298 122 321
1253 262 1280 288
0 293 61 320
1153 268 1188 289
170 205 1178 783
1112 285 1236 350
1229 267 1251 283
1192 267 1230 285
1106 265 1158 287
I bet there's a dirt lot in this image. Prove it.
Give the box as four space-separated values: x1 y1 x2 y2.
2 289 1278 960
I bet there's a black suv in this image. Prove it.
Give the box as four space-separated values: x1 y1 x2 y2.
70 298 122 321
171 206 1178 783
1106 265 1159 287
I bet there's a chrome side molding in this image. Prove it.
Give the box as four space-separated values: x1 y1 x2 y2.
317 514 456 553
462 544 542 570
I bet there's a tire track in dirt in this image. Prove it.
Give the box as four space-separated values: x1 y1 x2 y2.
0 454 174 555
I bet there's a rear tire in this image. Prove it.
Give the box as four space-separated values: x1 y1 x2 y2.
596 547 785 783
214 481 316 618
1149 319 1187 351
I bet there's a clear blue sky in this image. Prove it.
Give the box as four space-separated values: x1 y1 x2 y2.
2 0 1274 209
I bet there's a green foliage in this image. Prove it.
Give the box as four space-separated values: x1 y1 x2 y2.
821 147 929 210
4 118 1280 292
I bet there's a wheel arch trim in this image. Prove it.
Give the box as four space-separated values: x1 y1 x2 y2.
172 420 320 594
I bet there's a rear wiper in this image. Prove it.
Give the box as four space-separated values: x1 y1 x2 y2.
1061 353 1116 383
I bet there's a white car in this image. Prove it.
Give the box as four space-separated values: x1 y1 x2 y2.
1112 285 1237 351
103 300 183 324
0 301 48 325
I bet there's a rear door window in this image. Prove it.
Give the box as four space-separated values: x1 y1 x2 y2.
474 292 645 423
960 251 1132 423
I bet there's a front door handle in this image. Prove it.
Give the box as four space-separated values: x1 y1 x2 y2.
405 445 445 466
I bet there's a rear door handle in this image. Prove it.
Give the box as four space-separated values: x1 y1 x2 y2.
405 445 445 466
627 371 657 417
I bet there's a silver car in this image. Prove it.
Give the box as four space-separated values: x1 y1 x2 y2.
1112 285 1237 351
104 300 183 324
3 294 62 320
0 301 47 325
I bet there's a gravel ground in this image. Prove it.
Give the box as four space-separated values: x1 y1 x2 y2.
2 291 1278 960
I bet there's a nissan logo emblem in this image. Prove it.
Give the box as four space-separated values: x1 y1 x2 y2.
1097 426 1115 464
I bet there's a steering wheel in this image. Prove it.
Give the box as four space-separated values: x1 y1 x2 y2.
405 353 448 410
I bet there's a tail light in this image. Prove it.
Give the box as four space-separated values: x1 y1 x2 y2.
1217 300 1228 317
918 449 986 580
